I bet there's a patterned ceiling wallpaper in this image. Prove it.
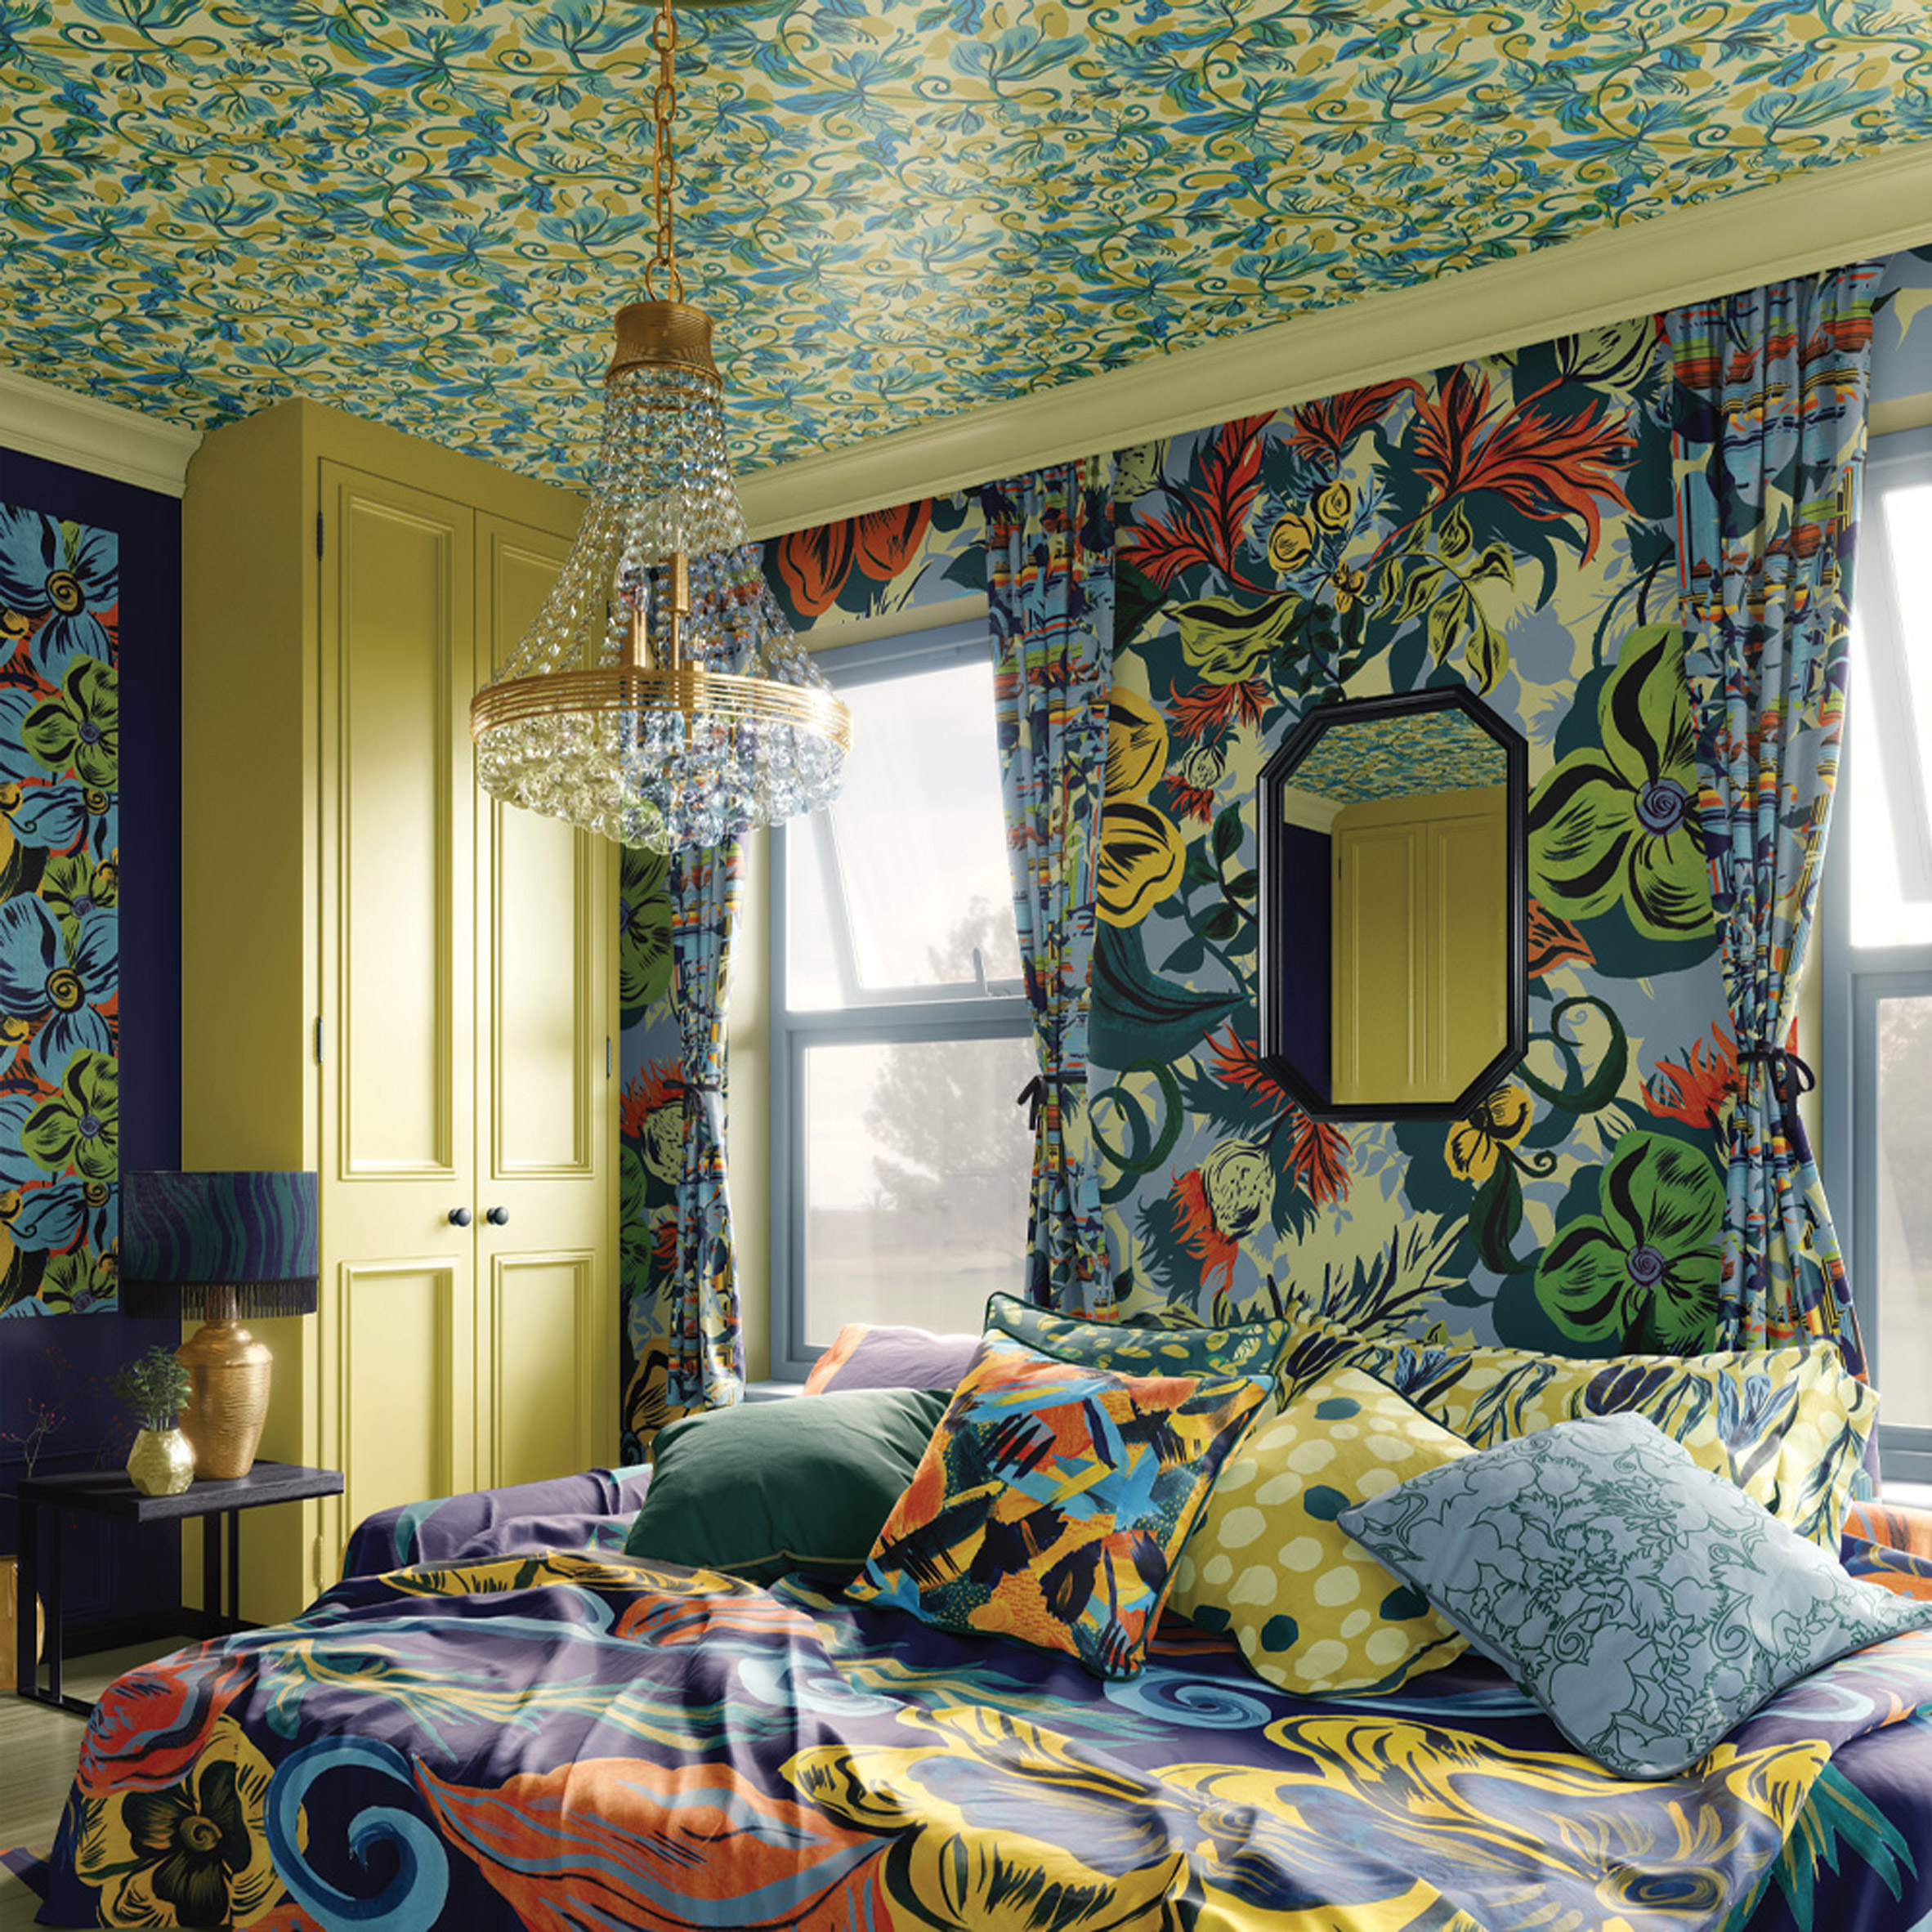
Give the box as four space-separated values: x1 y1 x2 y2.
1288 707 1505 804
3 1 1927 482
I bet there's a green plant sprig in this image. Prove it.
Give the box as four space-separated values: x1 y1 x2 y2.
112 1347 190 1433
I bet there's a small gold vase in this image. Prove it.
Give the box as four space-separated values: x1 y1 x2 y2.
127 1426 195 1497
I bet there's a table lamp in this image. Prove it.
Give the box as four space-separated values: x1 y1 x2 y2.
121 1171 320 1481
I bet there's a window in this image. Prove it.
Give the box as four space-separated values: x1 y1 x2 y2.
769 619 1035 1380
1823 426 1932 1481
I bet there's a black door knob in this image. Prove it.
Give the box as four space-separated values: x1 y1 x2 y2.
485 1206 509 1226
448 1207 472 1227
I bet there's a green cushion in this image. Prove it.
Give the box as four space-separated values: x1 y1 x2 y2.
623 1387 950 1584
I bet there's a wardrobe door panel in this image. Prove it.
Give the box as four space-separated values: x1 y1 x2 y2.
473 513 615 1476
321 463 476 1186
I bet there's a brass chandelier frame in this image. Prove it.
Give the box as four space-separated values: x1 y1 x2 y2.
467 0 852 789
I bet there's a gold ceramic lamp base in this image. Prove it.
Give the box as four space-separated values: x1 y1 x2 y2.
178 1316 274 1479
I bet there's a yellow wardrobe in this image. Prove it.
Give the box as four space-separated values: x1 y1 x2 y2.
181 402 616 1620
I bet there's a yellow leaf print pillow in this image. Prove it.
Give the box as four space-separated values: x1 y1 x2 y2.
1169 1365 1472 1695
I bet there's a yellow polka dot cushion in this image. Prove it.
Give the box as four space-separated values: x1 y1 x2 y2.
1169 1364 1474 1695
847 1331 1271 1679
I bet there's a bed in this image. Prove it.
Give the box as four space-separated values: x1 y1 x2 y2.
33 1311 1932 1932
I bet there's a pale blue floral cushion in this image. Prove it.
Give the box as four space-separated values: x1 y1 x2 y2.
1339 1411 1932 1778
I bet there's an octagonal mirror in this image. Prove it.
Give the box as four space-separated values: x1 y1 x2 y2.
1258 686 1527 1120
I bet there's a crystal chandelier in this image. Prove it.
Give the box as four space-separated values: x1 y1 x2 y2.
470 0 850 851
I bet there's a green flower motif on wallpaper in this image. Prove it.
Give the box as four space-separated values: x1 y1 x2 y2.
24 659 117 788
1534 1129 1724 1352
1527 625 1710 941
619 846 671 1026
38 1249 117 1315
40 853 118 951
24 1049 117 1183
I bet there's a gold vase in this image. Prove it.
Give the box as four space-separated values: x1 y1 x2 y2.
0 1554 45 1692
127 1426 195 1497
178 1316 273 1479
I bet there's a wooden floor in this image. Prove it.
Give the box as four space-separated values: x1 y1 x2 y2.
0 1641 182 1930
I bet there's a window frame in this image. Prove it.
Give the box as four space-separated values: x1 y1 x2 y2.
767 617 1032 1383
1822 423 1932 1484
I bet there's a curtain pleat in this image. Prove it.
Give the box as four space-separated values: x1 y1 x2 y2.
666 835 744 1409
1664 263 1882 1372
982 461 1117 1317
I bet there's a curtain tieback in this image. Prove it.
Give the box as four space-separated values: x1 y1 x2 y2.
1018 1074 1078 1132
1736 1044 1815 1146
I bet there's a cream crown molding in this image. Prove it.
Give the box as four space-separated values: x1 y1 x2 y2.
0 364 202 498
738 142 1932 539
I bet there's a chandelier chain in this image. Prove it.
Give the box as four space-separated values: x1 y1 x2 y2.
647 0 682 302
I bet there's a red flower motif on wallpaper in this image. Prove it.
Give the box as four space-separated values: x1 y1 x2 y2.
774 500 933 616
1527 899 1595 977
1410 367 1636 563
1646 1024 1739 1129
1118 416 1271 593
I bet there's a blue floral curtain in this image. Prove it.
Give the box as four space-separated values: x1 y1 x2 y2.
982 462 1117 1317
667 836 744 1409
1664 263 1881 1372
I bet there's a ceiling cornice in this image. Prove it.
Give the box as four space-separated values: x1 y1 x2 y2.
0 364 202 499
737 142 1932 539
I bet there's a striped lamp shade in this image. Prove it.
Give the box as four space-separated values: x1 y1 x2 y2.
121 1171 320 1320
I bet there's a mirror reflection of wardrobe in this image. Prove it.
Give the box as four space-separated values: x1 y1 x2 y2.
1259 687 1527 1120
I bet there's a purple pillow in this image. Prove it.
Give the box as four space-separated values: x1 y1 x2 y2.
803 1322 980 1394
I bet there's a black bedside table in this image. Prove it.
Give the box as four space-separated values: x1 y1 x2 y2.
14 1460 344 1715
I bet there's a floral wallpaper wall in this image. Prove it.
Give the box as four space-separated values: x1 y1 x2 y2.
619 278 1924 1419
0 503 121 1318
1094 327 1733 1353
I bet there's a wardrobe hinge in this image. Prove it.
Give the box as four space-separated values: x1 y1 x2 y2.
606 1036 613 1079
315 511 324 559
314 1016 324 1064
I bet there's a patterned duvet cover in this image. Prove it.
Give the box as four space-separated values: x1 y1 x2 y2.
35 1514 1932 1932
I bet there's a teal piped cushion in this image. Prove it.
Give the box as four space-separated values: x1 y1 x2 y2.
984 1290 1290 1385
624 1387 951 1585
1339 1412 1932 1779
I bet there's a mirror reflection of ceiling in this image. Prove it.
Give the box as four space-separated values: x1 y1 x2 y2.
1290 708 1505 804
3 2 1922 484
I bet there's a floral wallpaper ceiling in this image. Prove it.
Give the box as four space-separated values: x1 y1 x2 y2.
3 0 1926 482
1289 708 1505 804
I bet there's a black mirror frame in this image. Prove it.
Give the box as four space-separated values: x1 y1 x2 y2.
1256 684 1529 1122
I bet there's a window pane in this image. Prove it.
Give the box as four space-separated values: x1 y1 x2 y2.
1877 992 1932 1429
787 655 1021 1008
1848 481 1932 950
800 1034 1036 1342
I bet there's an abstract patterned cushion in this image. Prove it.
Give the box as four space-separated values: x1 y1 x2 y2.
802 1322 980 1394
1381 1334 1875 1548
848 1333 1270 1679
1339 1412 1932 1779
1169 1366 1472 1694
984 1290 1290 1387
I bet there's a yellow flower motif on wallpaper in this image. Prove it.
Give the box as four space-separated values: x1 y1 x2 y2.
1332 564 1367 612
74 1718 280 1929
1098 686 1184 927
1104 686 1169 801
1267 510 1317 574
1314 479 1354 531
1446 1082 1533 1186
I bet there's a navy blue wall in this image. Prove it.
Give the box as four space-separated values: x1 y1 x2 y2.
1276 822 1331 1102
0 442 182 1645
